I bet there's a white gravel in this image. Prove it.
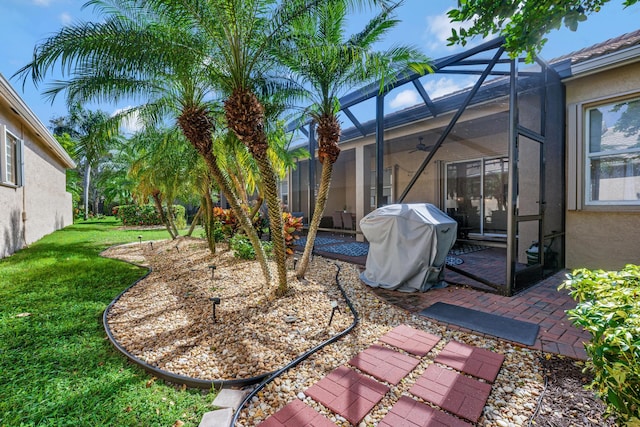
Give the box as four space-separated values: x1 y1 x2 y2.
103 237 545 426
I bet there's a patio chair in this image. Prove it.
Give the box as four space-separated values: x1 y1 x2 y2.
332 211 344 230
341 212 355 231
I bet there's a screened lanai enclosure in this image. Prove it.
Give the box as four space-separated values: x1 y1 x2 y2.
286 37 565 296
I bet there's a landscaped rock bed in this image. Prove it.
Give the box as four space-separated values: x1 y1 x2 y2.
103 237 612 426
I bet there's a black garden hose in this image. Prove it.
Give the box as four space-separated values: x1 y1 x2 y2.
229 262 360 426
102 244 276 389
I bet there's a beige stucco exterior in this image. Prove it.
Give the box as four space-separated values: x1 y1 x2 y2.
0 74 75 258
564 58 640 270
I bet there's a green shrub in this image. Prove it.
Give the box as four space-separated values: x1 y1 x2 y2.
560 264 640 425
113 204 162 225
113 204 186 228
229 234 273 260
170 204 186 229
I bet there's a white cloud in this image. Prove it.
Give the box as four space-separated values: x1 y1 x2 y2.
60 12 72 25
33 0 52 6
422 76 476 100
113 107 143 135
389 89 419 110
423 9 479 54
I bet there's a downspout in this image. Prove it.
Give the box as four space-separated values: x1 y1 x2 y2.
20 124 27 247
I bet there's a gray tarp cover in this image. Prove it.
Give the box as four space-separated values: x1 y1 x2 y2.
359 204 457 292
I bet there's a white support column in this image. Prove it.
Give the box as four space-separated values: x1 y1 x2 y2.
355 144 365 242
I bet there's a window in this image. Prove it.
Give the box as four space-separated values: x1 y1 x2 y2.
279 178 289 210
369 167 392 209
585 98 640 205
0 125 23 187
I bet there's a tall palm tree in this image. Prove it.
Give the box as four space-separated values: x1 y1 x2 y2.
277 0 431 277
15 0 274 285
139 0 339 295
52 104 122 219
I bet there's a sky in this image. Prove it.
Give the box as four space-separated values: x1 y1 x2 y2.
1 0 639 132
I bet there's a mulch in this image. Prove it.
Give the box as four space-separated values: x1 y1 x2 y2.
531 355 616 426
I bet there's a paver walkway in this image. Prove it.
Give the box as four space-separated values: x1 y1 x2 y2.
258 324 505 426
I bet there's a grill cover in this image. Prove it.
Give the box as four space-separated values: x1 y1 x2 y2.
359 203 457 292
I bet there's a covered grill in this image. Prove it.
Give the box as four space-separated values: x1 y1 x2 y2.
359 203 457 292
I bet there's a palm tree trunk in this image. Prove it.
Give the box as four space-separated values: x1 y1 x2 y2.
178 106 272 286
83 163 91 220
225 89 287 296
152 192 176 239
254 152 287 296
166 203 179 237
201 194 217 254
201 152 272 285
186 206 202 237
296 161 333 278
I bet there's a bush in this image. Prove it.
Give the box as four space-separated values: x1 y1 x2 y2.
282 212 303 255
560 264 640 425
229 234 273 260
113 204 186 228
113 204 162 226
170 205 186 229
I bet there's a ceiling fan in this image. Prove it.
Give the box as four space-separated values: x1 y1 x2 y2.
409 136 432 153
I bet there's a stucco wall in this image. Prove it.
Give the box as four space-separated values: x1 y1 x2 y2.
564 61 640 270
0 104 73 258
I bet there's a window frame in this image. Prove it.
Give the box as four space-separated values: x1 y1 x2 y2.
583 96 640 207
0 124 24 188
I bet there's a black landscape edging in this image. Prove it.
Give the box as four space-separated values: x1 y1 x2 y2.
102 243 275 389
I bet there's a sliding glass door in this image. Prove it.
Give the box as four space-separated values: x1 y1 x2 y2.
445 157 509 237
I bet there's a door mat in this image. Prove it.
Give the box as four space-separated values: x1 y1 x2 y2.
419 302 539 346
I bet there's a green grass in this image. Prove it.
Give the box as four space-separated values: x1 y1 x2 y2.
0 218 213 427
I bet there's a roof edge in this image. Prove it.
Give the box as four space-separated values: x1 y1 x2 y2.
568 44 640 79
0 73 76 169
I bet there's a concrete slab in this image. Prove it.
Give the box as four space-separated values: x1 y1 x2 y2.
212 388 251 410
199 408 233 427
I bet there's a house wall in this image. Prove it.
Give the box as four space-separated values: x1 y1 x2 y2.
0 102 73 258
564 61 640 270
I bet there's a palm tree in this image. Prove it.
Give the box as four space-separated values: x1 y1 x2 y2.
277 0 431 277
15 0 274 285
149 0 327 296
51 104 122 219
137 0 342 295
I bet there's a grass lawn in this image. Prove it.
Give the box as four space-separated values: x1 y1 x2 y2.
0 218 213 426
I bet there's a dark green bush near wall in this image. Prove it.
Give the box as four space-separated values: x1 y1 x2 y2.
560 264 640 425
113 204 162 225
113 204 186 228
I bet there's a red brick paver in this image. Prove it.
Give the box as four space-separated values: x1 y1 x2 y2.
435 341 505 383
410 364 492 423
305 366 389 425
379 324 442 356
348 343 420 385
379 396 473 427
258 399 335 427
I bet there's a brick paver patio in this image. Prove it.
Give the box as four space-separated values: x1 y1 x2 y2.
410 364 492 423
378 323 441 356
304 366 389 425
435 340 505 382
258 399 335 427
379 396 473 427
348 344 420 385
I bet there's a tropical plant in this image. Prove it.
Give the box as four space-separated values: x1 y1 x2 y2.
51 104 123 219
447 0 639 62
276 0 431 277
15 0 273 286
560 265 640 425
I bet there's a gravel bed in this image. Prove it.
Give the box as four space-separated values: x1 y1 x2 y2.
103 237 607 427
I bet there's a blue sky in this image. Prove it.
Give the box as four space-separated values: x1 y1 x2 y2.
1 0 639 130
